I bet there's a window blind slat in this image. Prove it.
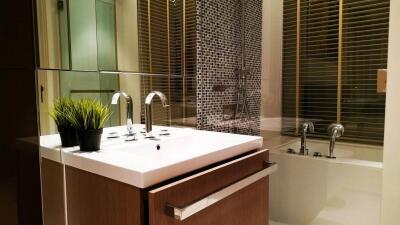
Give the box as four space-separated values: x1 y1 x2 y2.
282 0 389 145
138 0 196 127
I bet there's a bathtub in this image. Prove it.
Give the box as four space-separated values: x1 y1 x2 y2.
269 139 383 225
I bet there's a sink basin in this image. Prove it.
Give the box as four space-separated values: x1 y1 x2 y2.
112 130 257 158
42 125 263 188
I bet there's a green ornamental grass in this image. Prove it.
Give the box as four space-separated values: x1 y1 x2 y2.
68 98 112 131
49 97 76 128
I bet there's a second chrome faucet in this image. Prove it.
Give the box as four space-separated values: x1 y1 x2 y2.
297 121 344 159
299 121 314 155
327 123 344 159
111 90 169 136
145 91 169 134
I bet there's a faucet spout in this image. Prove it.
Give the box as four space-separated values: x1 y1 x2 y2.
327 123 344 159
145 91 169 134
329 129 338 158
299 121 314 155
111 91 134 135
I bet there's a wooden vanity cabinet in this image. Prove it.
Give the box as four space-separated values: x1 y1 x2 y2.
61 149 273 225
65 166 145 225
148 149 271 225
40 158 66 225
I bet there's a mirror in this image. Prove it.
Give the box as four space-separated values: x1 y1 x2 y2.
36 0 70 70
37 69 196 136
36 0 195 74
36 0 197 135
37 0 116 71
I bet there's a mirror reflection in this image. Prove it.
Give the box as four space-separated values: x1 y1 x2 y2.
36 0 70 70
37 0 197 135
36 0 196 74
37 70 196 136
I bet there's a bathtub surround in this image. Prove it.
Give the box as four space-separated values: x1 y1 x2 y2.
196 0 262 135
270 140 383 225
381 0 400 224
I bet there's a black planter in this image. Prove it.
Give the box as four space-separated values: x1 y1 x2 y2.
78 129 103 151
58 126 79 147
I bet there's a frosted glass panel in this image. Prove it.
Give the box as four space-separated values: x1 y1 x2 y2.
96 0 117 71
36 0 70 70
69 0 98 70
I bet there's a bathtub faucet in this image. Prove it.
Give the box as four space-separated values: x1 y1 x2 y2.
300 121 314 155
327 123 344 159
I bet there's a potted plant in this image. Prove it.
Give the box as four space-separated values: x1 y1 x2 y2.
50 97 79 147
68 98 111 151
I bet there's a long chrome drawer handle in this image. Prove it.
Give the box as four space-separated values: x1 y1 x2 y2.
167 161 278 221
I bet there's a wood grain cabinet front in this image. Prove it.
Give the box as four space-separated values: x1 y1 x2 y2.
62 149 275 225
148 149 275 225
41 158 66 225
65 166 145 225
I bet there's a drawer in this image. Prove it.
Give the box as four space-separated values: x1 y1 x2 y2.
148 149 277 225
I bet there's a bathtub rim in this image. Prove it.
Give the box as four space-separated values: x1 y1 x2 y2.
270 138 383 170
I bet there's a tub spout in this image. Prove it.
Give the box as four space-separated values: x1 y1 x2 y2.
327 123 344 159
300 121 314 155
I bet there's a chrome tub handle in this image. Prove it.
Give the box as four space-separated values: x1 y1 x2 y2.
167 161 278 221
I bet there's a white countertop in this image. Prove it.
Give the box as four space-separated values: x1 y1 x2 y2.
40 125 263 188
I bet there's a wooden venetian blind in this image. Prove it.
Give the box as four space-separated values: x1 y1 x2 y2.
138 0 197 127
282 0 389 145
341 0 389 144
282 0 298 134
183 0 197 121
139 0 171 126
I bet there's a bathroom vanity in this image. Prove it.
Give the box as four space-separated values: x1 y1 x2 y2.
40 125 276 225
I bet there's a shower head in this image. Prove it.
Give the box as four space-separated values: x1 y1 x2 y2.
234 68 251 78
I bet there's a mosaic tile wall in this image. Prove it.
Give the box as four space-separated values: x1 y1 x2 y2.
196 0 262 135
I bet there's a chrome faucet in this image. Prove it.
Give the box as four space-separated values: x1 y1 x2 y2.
327 123 344 159
145 91 169 134
299 121 314 155
111 91 134 135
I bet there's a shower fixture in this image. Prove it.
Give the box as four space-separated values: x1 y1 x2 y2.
234 0 251 132
234 68 250 120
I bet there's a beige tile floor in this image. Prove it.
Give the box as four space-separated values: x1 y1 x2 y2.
270 188 381 225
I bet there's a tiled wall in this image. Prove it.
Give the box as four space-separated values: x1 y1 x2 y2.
196 0 262 135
